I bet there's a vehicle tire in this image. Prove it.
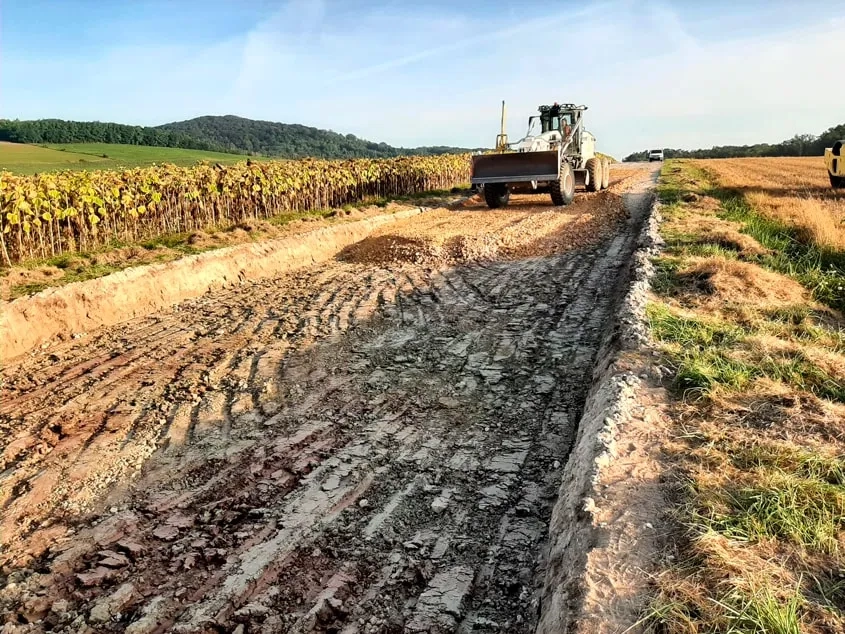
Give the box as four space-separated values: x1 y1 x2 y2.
484 183 510 208
600 157 610 189
831 173 845 189
833 140 843 156
550 163 575 206
585 158 601 192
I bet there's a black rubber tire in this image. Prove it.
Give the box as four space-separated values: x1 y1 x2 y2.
550 164 575 206
833 140 843 156
600 157 610 189
585 158 601 192
484 183 510 208
831 173 845 189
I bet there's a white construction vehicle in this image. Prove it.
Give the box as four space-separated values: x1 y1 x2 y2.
471 102 609 208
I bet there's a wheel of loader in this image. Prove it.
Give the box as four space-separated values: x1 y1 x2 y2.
585 158 601 192
831 173 845 189
484 183 510 208
550 164 575 206
600 157 610 189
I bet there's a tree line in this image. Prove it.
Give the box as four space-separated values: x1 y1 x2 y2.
0 116 476 160
0 119 226 152
624 123 845 162
158 115 473 159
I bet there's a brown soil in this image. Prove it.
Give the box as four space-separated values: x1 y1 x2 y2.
340 190 627 266
0 267 67 300
0 164 657 633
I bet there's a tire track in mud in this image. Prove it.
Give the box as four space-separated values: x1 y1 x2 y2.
0 166 656 633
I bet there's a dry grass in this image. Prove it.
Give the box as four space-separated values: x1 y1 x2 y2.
644 160 845 634
678 258 809 309
698 157 845 252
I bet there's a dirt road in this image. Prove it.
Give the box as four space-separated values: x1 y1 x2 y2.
1 164 657 633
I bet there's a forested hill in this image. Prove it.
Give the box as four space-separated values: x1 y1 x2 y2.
158 115 472 158
0 116 473 159
625 122 845 162
0 119 221 152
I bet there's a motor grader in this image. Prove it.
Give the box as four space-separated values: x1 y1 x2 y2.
471 101 609 208
825 140 845 189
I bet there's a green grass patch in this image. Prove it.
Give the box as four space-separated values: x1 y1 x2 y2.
652 257 685 296
732 444 845 486
647 303 755 397
715 192 845 311
759 353 845 403
0 141 247 174
697 470 845 553
7 262 128 298
692 442 845 554
683 242 741 260
641 582 804 634
672 350 758 397
715 585 804 634
645 160 845 634
647 304 745 349
139 232 197 252
647 303 845 402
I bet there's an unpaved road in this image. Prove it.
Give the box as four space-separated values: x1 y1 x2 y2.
1 164 657 633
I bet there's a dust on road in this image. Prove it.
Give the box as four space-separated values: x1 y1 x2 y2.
0 164 657 633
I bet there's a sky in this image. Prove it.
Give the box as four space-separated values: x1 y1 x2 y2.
2 0 845 159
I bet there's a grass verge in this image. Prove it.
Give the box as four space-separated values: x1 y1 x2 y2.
643 159 845 633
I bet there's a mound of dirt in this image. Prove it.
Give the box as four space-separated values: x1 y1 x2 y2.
339 235 450 265
340 189 633 267
89 246 151 266
338 233 502 265
677 258 808 309
0 267 66 300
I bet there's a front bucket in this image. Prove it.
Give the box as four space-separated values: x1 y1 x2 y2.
471 150 560 185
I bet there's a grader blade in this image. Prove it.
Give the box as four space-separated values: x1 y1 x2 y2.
471 150 560 185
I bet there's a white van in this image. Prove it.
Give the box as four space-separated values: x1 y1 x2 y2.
648 149 664 162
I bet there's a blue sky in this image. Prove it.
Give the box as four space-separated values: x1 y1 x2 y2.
2 0 845 158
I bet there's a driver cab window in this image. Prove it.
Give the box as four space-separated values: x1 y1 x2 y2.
541 115 560 133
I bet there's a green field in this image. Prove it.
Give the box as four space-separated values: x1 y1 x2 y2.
0 142 249 174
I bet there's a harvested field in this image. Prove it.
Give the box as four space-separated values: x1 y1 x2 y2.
696 157 845 251
643 159 845 634
0 164 657 633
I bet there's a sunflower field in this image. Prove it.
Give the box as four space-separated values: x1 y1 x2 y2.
0 154 471 266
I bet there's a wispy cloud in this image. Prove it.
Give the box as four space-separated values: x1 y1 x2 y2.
317 2 611 84
2 0 844 159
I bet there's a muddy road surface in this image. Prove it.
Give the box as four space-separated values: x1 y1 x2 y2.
1 164 657 633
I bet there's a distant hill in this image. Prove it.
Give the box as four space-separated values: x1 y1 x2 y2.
0 116 474 160
158 115 473 159
625 123 845 162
